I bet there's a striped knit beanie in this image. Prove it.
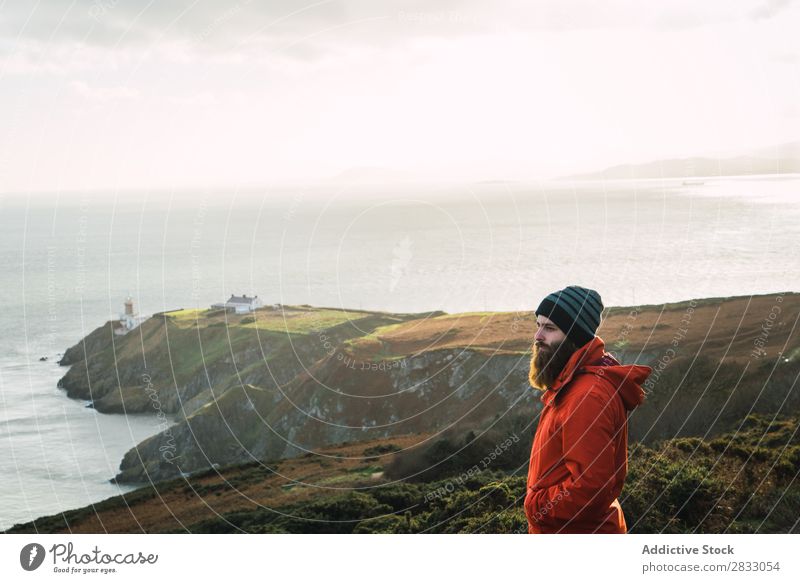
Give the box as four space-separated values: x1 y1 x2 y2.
535 285 603 348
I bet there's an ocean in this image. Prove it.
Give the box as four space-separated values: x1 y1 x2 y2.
1 175 799 530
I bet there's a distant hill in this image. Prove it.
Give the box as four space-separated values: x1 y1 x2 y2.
566 156 800 180
565 141 800 180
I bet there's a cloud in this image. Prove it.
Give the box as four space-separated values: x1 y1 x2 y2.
165 90 223 106
0 0 473 71
3 0 786 82
0 0 759 61
69 80 139 101
772 52 799 63
750 0 796 20
0 0 390 48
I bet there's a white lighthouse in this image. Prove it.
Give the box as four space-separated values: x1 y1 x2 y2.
116 296 148 335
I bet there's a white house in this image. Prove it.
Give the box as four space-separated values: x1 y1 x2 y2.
211 294 264 314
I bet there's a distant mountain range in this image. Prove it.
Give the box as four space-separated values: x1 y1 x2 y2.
565 141 800 180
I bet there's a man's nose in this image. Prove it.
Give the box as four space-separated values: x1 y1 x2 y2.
534 329 545 342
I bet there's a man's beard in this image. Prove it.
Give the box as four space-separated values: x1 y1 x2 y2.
528 336 580 391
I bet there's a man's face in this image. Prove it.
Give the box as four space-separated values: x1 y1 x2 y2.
533 315 566 352
529 315 575 391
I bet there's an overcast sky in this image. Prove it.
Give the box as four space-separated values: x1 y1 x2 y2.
1 0 798 193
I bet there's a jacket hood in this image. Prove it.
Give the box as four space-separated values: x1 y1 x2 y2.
579 360 651 411
542 336 652 411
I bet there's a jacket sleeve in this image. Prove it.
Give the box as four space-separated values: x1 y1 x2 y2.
526 389 619 529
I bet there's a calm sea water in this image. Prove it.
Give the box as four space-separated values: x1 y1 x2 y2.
1 175 799 529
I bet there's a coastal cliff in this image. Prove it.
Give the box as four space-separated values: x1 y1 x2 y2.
54 293 800 485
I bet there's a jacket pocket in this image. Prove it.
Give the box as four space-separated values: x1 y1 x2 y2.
523 487 535 522
531 462 571 491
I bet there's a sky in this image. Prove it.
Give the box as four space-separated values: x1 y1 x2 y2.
0 0 799 193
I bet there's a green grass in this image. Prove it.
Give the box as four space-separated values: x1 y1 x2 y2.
349 464 383 475
344 322 406 348
167 308 210 326
166 307 367 335
241 309 366 334
785 346 800 362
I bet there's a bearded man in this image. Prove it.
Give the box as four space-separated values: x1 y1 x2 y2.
525 285 652 534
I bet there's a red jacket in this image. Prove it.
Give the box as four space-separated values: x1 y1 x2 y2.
524 336 651 534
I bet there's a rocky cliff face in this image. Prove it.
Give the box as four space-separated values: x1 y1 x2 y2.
111 346 536 483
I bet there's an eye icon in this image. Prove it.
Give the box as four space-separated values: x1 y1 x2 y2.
20 543 46 571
